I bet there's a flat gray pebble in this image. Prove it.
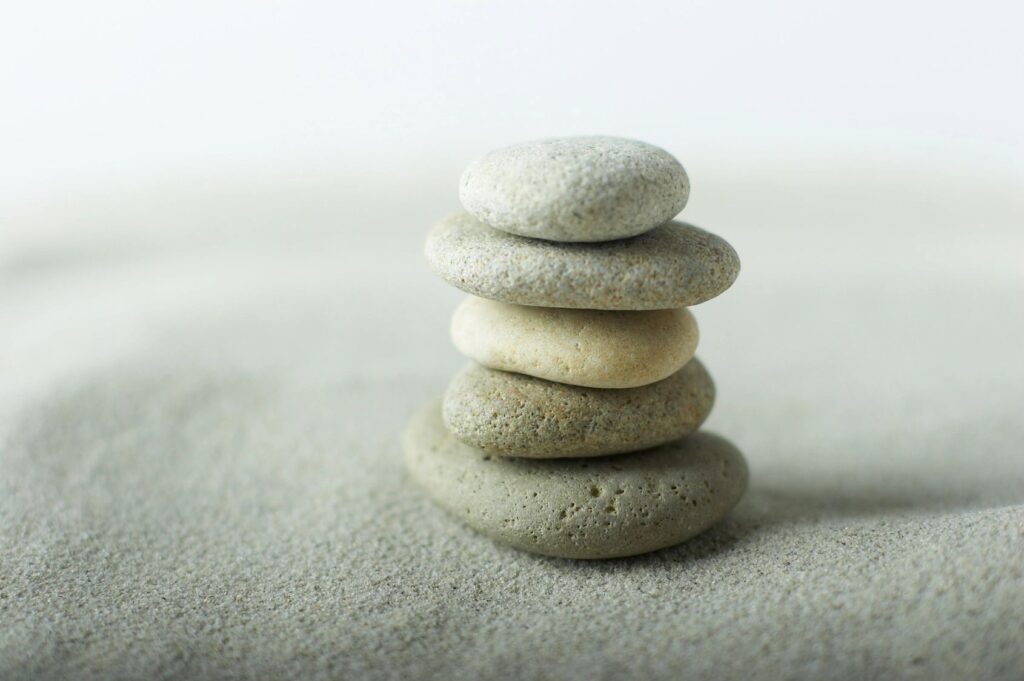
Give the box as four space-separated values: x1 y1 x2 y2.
459 136 689 242
404 399 748 559
443 359 715 458
425 212 740 310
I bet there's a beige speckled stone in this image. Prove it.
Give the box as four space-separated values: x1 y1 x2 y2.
459 136 689 242
443 359 715 458
403 400 748 559
424 212 740 310
450 296 698 389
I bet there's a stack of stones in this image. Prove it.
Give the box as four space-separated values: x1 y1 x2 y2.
405 136 748 559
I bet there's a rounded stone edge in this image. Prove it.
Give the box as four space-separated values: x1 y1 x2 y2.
441 359 716 458
423 214 741 310
458 137 690 243
448 299 700 389
403 400 750 560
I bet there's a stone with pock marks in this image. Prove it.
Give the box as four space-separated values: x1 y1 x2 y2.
404 400 748 559
443 359 715 458
450 296 698 389
459 136 689 242
424 212 740 310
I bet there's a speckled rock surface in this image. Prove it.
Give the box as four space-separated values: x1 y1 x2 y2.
459 136 689 242
443 359 715 458
404 400 748 559
450 296 698 389
425 212 740 310
7 167 1024 681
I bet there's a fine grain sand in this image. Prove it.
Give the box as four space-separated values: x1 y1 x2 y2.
1 164 1022 680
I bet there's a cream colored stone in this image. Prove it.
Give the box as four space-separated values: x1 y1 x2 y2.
404 400 749 559
450 296 698 389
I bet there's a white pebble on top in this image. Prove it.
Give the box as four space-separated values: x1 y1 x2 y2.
459 136 689 243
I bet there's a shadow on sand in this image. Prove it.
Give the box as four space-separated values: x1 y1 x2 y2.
533 471 1019 571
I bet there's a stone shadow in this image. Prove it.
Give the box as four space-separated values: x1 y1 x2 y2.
530 469 1022 571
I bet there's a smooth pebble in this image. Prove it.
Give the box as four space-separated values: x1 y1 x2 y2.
450 296 698 389
425 212 740 310
459 136 689 242
404 400 748 559
443 359 715 458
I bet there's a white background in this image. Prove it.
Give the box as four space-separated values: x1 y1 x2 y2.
2 0 1023 207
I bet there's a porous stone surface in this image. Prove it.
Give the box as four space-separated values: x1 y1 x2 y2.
459 136 689 242
450 296 698 389
404 400 748 559
425 212 740 310
6 168 1024 681
442 359 715 458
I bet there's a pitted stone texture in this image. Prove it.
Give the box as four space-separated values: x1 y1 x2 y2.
404 400 748 559
443 359 715 458
459 136 689 242
450 296 698 389
425 212 740 310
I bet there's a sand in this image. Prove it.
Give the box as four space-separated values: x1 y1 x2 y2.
1 163 1022 680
